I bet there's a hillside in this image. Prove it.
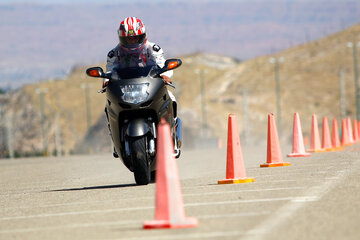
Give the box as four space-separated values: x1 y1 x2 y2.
1 23 360 156
10 64 107 155
200 23 360 144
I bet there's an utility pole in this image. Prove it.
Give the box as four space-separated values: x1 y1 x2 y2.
6 112 14 158
54 99 63 157
35 88 48 156
80 83 93 131
54 113 62 157
347 41 360 120
269 57 284 136
0 94 13 158
0 95 7 157
242 89 250 146
195 69 208 137
339 68 346 119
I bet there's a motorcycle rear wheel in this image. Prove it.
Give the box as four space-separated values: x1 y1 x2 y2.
130 136 150 185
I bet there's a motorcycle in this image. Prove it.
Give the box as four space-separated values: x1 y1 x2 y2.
86 59 182 185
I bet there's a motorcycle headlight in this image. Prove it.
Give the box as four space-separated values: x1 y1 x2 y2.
120 83 149 104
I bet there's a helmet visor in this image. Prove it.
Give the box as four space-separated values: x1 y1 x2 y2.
119 34 146 49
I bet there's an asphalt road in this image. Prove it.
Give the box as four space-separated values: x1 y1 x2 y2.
1 143 360 240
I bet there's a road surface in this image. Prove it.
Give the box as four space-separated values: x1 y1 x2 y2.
1 143 360 239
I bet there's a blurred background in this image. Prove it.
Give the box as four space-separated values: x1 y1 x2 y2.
0 0 360 158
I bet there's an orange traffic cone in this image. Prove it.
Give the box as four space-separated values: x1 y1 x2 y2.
261 113 290 167
304 136 309 147
332 118 342 150
341 118 350 146
218 114 255 184
358 120 360 141
307 114 323 152
287 112 311 157
353 119 359 142
321 117 333 151
143 119 198 229
347 117 355 144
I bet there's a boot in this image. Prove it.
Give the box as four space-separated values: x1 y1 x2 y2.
113 148 119 158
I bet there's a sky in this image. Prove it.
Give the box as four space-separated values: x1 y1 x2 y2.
0 0 340 4
1 0 358 88
0 0 170 3
0 0 341 5
0 0 139 3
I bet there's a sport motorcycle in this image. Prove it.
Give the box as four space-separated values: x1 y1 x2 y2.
86 59 182 185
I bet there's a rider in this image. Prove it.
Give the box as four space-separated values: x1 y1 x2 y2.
105 17 173 85
104 17 180 157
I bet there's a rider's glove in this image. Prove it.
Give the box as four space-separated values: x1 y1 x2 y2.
161 75 171 84
102 79 109 88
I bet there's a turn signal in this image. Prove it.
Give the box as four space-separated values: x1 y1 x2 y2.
88 69 100 77
86 67 105 78
168 61 178 70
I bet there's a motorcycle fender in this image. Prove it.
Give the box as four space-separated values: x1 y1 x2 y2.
126 119 150 137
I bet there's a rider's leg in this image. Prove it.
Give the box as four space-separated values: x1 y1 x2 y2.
167 90 181 158
167 90 177 118
105 107 119 158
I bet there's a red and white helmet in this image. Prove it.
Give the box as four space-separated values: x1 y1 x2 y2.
118 17 147 53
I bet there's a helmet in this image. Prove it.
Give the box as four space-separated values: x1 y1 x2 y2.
118 17 147 53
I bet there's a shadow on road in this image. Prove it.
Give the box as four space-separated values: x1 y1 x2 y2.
46 183 138 192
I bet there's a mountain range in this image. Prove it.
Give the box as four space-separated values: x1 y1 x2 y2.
1 0 360 88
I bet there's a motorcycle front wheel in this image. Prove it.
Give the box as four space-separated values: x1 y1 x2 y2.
130 136 150 185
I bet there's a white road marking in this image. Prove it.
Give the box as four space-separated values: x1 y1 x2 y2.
256 171 329 177
250 179 298 183
0 219 141 234
1 186 305 210
0 212 269 234
185 197 300 207
118 231 244 240
197 211 270 219
0 196 304 221
182 179 299 189
256 170 346 179
284 162 350 167
0 206 153 221
184 187 305 197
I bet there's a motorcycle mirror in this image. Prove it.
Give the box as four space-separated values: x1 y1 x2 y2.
86 67 105 78
150 58 182 78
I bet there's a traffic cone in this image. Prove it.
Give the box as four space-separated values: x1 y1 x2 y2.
307 114 323 152
304 136 309 147
218 114 255 184
287 112 311 157
347 117 355 144
332 118 342 150
143 119 198 229
321 117 333 151
341 118 351 146
260 113 290 167
353 119 359 142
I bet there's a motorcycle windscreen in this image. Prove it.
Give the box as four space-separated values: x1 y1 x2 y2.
112 64 159 80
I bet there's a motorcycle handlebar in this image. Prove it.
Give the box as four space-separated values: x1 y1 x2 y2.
165 81 176 89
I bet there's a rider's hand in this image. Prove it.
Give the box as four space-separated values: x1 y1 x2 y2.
102 79 109 88
161 75 171 84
